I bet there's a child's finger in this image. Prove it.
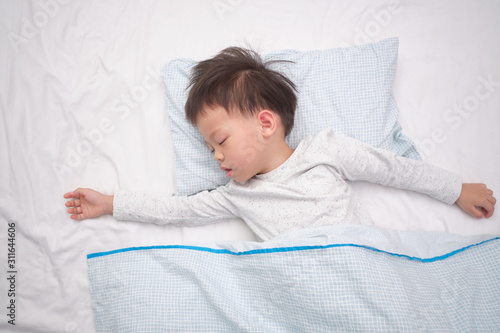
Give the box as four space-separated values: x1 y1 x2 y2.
65 199 81 208
70 213 84 220
485 208 494 219
481 201 495 219
481 197 495 210
469 205 485 218
67 207 82 214
64 189 82 199
64 192 77 199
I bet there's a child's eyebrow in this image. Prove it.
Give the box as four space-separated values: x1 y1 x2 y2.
208 128 222 138
208 128 227 142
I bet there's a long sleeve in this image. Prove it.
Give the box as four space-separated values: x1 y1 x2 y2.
327 131 462 205
112 188 238 226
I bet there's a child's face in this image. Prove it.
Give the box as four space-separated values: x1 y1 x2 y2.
197 105 266 182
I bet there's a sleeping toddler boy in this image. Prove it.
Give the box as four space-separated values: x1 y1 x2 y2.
64 47 496 241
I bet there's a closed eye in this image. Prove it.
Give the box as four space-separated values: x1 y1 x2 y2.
205 143 214 153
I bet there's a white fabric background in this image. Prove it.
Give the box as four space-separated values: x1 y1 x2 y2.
0 0 499 331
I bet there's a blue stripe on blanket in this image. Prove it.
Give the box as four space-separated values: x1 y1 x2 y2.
87 225 500 332
87 237 499 263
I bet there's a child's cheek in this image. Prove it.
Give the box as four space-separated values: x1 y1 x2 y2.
236 139 258 166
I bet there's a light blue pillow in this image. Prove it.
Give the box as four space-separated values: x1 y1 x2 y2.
161 37 421 196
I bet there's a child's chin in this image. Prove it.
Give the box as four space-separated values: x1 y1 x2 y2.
233 173 251 183
233 176 243 182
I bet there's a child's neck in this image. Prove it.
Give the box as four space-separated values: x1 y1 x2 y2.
259 138 294 175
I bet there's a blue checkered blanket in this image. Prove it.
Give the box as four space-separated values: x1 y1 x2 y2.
87 225 500 332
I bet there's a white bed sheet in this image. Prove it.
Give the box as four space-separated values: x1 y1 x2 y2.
0 0 499 331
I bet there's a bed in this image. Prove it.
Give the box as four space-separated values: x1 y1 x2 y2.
1 0 499 332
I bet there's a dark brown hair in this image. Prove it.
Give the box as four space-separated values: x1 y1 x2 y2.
185 47 297 137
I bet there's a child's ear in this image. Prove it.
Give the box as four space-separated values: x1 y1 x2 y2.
257 110 276 138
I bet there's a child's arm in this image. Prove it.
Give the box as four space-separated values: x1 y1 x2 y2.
325 130 496 218
111 190 237 226
64 187 238 225
456 183 496 218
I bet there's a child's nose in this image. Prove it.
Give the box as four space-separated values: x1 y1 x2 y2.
214 150 224 162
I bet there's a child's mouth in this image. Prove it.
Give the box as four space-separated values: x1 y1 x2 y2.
220 166 233 178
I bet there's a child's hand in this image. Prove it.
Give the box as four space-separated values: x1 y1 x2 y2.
456 183 496 219
63 188 114 220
